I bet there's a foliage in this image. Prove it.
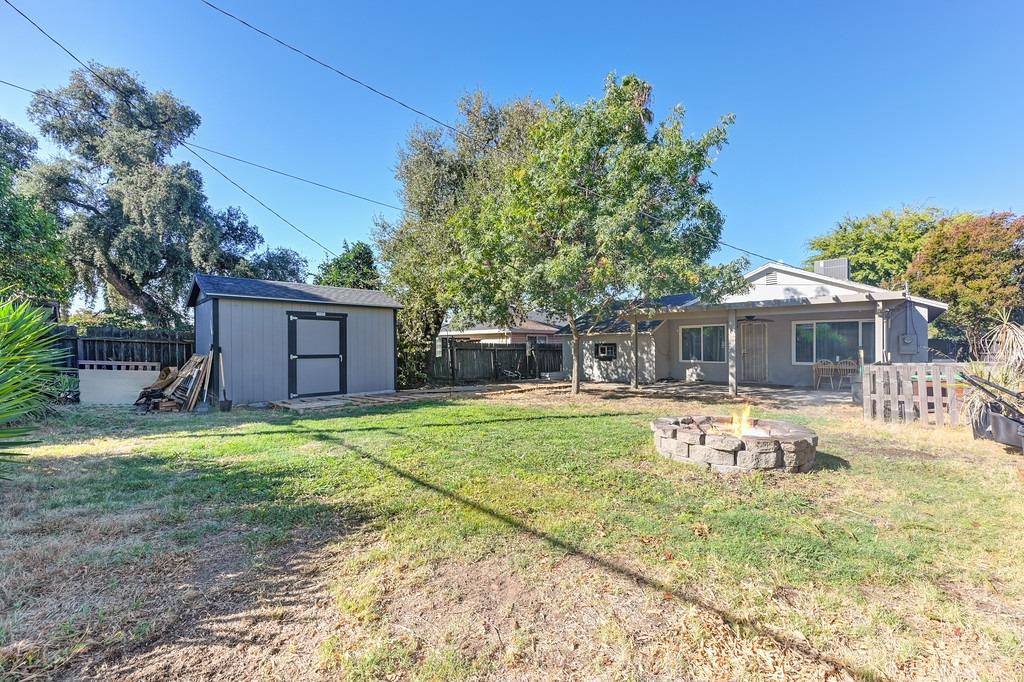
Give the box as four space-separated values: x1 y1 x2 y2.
0 166 74 303
0 118 38 171
983 309 1024 374
452 73 748 392
806 207 942 287
19 66 306 327
314 240 380 289
906 213 1024 357
0 294 64 477
376 92 543 387
65 308 146 331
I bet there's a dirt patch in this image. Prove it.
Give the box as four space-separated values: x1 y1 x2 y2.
69 532 346 682
351 551 856 681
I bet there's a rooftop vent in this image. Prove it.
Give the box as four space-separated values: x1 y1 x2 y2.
814 257 850 281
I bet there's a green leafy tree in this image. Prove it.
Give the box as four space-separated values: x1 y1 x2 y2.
0 118 38 170
453 74 747 393
0 166 74 303
314 240 380 289
376 92 543 386
19 66 306 327
0 294 64 479
906 212 1024 357
806 207 942 287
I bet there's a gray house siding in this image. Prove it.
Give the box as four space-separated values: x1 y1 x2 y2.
216 298 395 404
565 333 657 384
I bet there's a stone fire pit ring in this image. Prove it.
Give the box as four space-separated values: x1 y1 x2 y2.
651 416 818 473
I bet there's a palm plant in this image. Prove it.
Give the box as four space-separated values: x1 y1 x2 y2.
0 294 64 478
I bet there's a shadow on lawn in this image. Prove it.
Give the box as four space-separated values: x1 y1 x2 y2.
301 427 879 681
812 451 852 471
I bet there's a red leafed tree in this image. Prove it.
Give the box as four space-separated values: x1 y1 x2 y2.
906 212 1024 357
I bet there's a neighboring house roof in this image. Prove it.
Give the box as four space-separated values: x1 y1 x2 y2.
554 262 949 336
187 274 402 309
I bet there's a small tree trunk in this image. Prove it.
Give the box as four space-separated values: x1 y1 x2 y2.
631 314 639 389
567 313 581 395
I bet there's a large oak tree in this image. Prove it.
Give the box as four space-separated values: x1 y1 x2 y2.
20 66 305 327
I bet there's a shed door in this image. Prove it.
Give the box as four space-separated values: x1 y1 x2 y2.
739 322 768 384
288 312 347 398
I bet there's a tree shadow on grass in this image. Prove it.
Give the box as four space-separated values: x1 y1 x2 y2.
3 451 371 680
301 427 881 681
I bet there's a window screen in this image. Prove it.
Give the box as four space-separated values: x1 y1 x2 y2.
816 321 859 361
795 323 814 363
702 326 726 362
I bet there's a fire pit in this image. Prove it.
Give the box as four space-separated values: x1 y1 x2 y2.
650 407 818 473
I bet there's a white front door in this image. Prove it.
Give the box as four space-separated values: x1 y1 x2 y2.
739 322 768 383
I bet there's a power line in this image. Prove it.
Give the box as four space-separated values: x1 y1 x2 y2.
1 78 411 219
184 142 409 214
199 0 470 143
192 1 786 265
183 144 337 256
1 1 342 259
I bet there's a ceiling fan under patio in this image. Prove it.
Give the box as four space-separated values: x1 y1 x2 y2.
742 314 776 323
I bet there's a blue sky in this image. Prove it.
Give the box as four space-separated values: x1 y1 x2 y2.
2 0 1021 274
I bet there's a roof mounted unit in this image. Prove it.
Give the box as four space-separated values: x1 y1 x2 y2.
813 257 850 281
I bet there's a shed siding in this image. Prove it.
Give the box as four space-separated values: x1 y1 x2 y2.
216 298 395 404
194 300 213 355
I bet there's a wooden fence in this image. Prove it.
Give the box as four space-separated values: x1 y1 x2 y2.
428 341 563 384
54 326 195 371
862 363 966 427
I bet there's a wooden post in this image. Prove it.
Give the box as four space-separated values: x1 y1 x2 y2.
631 314 639 389
727 309 738 397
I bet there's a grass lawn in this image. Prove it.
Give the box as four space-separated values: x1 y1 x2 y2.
1 389 1022 680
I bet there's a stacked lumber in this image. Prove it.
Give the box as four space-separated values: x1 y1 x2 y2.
134 352 213 413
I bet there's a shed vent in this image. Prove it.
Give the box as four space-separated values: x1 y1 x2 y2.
813 257 850 281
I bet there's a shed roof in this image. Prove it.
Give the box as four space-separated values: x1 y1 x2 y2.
187 274 402 309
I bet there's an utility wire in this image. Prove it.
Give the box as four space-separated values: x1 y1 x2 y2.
199 0 470 143
2 0 342 258
195 1 786 265
1 78 411 219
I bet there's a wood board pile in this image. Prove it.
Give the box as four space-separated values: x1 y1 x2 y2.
134 352 213 412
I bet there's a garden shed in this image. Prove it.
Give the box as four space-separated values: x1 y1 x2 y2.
187 274 401 405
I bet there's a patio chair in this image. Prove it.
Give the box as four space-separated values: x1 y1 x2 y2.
813 360 836 389
835 358 858 389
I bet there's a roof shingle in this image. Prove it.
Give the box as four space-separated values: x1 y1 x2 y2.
187 274 402 309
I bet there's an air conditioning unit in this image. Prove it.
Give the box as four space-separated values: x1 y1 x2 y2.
814 257 851 281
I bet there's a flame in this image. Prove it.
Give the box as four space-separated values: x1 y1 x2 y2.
730 404 752 437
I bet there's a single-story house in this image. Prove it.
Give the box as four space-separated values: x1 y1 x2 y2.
439 310 565 345
188 274 401 404
555 260 948 391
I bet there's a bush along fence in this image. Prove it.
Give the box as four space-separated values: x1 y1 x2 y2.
54 326 195 372
428 339 563 384
862 363 965 427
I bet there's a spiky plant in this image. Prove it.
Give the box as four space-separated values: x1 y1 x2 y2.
984 308 1024 375
0 295 64 478
961 310 1024 434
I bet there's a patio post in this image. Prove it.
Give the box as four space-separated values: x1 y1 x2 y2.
727 309 738 396
874 303 887 363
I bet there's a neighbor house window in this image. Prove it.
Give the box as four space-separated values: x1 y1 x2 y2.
679 325 726 363
594 342 617 361
527 335 548 344
793 320 875 364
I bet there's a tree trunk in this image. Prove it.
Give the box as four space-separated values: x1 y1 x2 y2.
568 313 581 395
97 256 180 328
631 314 639 389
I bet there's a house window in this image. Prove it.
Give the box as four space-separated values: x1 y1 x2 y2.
527 335 548 344
793 320 875 364
594 342 617 361
679 325 726 363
